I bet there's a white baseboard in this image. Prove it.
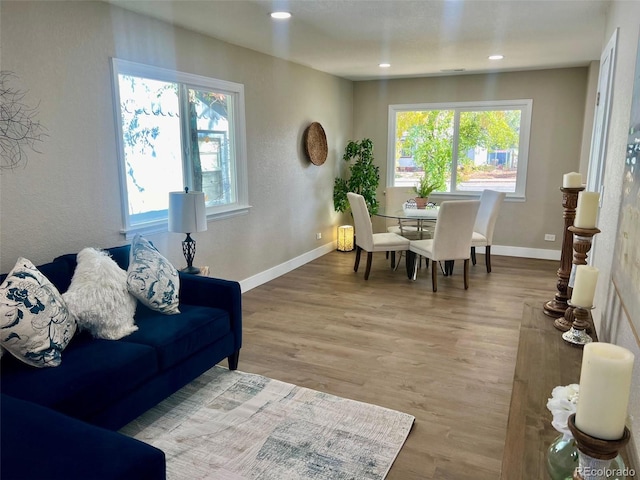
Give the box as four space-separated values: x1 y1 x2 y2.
489 245 561 261
240 243 560 292
239 242 337 293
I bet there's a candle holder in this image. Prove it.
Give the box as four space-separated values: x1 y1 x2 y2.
555 226 601 332
545 186 585 318
567 414 631 480
562 304 594 347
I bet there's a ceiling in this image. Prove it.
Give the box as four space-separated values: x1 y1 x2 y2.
106 0 611 81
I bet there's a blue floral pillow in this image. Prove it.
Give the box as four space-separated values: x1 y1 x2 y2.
0 258 77 367
127 235 180 314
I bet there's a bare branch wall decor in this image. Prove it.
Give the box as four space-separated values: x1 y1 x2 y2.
0 71 48 170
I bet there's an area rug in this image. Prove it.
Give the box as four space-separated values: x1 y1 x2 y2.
120 366 415 479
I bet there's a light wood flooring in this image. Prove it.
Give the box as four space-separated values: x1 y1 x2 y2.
239 251 558 479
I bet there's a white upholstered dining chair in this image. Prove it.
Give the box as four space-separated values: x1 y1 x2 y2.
407 200 480 292
471 190 506 273
347 192 410 280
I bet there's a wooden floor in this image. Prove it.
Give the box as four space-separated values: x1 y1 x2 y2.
239 251 559 479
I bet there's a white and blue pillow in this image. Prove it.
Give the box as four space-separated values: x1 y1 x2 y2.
127 235 180 314
0 258 77 367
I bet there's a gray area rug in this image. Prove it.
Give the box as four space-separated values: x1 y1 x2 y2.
121 366 415 479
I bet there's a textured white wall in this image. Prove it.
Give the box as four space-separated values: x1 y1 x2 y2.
594 0 640 463
0 1 353 279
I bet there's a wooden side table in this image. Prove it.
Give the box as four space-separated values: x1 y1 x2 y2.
501 303 636 478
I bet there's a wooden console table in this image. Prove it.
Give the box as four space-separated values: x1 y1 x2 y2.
501 303 636 478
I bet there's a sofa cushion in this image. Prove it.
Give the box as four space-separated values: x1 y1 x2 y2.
63 248 138 340
1 394 166 480
0 258 77 368
124 304 231 370
127 235 180 314
0 332 158 421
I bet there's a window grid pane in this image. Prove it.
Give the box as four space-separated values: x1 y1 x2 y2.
389 100 531 197
113 59 249 233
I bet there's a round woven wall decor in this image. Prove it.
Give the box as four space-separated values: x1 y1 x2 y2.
304 122 328 166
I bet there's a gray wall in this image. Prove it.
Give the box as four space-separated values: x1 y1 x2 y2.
352 68 589 252
0 1 353 279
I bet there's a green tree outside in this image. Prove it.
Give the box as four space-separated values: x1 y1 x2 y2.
396 109 520 191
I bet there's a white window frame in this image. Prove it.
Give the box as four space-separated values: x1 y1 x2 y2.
111 58 250 237
387 99 532 199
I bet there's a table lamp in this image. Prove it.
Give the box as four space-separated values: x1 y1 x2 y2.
168 187 207 274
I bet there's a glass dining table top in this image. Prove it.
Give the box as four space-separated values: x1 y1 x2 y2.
374 205 439 220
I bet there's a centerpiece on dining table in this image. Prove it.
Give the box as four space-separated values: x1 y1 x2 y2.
413 174 440 209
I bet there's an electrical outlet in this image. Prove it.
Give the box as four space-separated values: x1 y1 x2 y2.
544 234 556 242
316 232 322 240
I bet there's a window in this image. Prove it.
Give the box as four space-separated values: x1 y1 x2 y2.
111 59 249 235
387 100 532 198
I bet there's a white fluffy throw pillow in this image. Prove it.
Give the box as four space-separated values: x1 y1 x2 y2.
0 258 77 367
63 248 138 340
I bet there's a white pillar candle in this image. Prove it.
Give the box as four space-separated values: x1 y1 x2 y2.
574 191 600 228
563 172 582 188
570 265 598 308
575 343 635 440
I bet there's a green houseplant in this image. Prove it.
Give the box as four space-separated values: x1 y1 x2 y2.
333 138 380 214
413 174 439 208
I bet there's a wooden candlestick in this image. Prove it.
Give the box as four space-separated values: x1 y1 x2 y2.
567 414 630 480
562 306 593 347
555 226 601 332
545 186 585 318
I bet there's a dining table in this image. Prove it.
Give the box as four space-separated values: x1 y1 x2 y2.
374 205 439 240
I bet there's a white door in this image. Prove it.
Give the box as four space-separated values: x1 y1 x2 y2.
586 29 618 260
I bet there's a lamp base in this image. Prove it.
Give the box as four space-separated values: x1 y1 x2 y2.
180 265 201 275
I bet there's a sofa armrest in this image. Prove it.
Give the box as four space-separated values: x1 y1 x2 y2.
178 273 242 352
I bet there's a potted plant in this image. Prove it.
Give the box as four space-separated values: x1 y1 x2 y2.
413 174 439 208
333 138 380 214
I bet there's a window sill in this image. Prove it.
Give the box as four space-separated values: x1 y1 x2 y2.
120 204 252 240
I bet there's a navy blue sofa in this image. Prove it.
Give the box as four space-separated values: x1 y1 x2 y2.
0 244 242 480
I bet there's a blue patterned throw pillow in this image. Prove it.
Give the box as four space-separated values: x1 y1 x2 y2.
0 258 77 367
127 235 180 314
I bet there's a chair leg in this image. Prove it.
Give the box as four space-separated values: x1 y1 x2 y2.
390 251 396 269
364 252 373 280
471 246 476 265
354 246 362 272
464 258 470 289
406 251 416 279
394 251 404 271
485 246 492 273
431 261 438 292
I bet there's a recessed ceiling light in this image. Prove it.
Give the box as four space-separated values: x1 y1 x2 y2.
379 63 391 68
270 11 291 19
488 55 504 60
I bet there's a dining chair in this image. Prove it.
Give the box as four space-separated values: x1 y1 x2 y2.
347 192 410 280
471 190 506 273
407 200 480 292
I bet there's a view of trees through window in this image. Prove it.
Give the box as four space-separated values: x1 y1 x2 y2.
118 75 232 225
392 104 529 194
113 59 244 230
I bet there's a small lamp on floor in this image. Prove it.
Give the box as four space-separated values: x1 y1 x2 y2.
337 225 354 252
169 187 207 274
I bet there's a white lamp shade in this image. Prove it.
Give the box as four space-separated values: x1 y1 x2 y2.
168 191 208 233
